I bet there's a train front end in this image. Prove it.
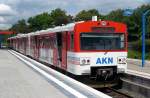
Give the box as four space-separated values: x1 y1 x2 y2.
67 20 127 81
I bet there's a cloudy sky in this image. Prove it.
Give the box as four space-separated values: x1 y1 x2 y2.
0 0 149 30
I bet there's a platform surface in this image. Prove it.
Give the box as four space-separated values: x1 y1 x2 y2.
0 49 68 98
127 59 150 74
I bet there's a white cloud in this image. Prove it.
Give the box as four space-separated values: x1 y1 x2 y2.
0 4 17 30
0 4 16 16
0 0 148 30
0 17 6 23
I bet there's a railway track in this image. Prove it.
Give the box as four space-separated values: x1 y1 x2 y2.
97 87 133 98
77 75 134 98
119 74 150 98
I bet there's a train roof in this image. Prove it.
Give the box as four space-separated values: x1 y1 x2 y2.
8 20 127 39
8 21 84 39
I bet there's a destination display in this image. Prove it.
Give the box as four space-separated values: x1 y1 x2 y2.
92 27 115 33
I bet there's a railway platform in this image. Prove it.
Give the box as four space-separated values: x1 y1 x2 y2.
127 59 150 79
127 58 150 74
0 49 111 98
0 49 69 98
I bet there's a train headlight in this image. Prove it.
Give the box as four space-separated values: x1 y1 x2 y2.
81 59 86 64
101 21 107 26
80 57 90 65
117 57 126 64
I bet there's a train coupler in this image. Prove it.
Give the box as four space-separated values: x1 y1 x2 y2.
90 66 117 81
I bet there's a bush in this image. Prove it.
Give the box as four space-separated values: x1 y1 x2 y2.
129 39 150 53
128 50 141 59
128 50 150 60
146 52 150 60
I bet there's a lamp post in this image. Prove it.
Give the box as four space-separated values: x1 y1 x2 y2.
142 9 150 67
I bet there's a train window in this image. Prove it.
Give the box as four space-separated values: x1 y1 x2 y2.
80 33 125 50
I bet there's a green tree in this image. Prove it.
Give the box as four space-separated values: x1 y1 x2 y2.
104 5 150 41
10 19 29 34
28 12 53 31
50 8 72 26
127 4 150 40
104 9 124 22
75 9 102 21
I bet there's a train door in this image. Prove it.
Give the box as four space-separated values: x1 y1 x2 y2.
34 36 39 59
56 33 62 68
31 36 38 58
32 37 36 58
36 36 41 59
61 32 67 70
38 36 44 61
43 36 50 63
53 34 58 67
24 38 26 54
56 32 67 69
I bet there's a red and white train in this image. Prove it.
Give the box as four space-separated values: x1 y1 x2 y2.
8 19 127 80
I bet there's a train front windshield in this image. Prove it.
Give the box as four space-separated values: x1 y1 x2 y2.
80 33 125 51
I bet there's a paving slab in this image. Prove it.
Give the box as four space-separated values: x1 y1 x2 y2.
0 49 68 98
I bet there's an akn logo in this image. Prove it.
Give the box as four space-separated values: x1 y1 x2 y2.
96 57 113 64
